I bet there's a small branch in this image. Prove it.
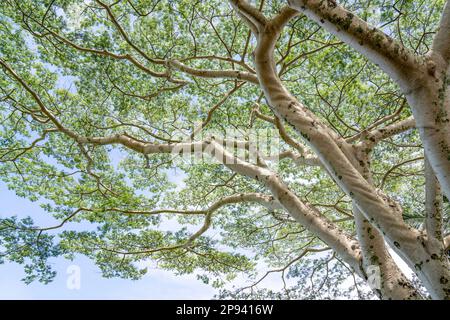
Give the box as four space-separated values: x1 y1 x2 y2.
168 60 259 84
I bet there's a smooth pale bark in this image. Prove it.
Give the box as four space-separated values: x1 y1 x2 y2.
168 60 259 84
353 206 421 300
361 117 416 148
405 61 450 203
351 146 421 300
282 115 422 299
227 0 450 298
286 0 421 86
287 0 450 207
425 158 444 243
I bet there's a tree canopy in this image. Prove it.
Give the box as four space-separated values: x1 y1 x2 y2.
0 0 449 299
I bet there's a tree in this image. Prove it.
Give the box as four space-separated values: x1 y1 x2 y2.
0 0 449 300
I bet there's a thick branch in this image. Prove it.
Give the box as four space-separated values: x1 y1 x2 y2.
287 0 424 85
432 0 450 62
209 140 363 272
242 3 450 298
1 57 362 271
424 158 444 243
357 116 416 151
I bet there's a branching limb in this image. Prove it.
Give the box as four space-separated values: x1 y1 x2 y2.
355 116 416 151
228 0 268 34
208 140 363 273
346 99 408 143
444 235 450 251
191 82 245 139
237 244 330 293
26 193 285 258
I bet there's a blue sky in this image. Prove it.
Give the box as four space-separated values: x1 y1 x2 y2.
0 181 218 300
0 180 289 299
0 178 413 300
